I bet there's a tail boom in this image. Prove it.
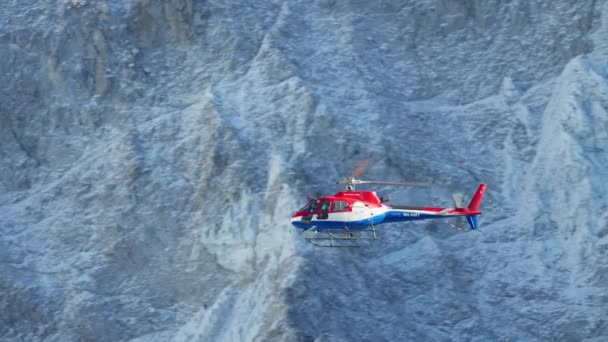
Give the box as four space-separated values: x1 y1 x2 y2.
384 183 487 229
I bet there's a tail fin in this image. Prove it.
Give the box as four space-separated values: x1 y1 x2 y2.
467 183 487 212
466 183 487 230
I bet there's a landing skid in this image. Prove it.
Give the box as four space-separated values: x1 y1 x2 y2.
304 225 379 248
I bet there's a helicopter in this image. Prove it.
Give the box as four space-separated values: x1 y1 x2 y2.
290 161 487 247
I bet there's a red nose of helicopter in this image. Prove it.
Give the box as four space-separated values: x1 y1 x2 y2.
290 198 319 229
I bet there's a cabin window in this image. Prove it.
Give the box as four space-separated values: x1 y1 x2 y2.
333 201 348 212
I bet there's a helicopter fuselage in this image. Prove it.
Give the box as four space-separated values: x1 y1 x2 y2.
291 184 486 231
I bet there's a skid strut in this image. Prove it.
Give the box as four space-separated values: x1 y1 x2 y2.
304 224 378 247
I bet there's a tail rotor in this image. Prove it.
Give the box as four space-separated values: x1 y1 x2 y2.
452 192 464 208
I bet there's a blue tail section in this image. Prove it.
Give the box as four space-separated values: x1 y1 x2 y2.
466 215 479 230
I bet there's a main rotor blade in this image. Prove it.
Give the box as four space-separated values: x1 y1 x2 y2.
352 159 373 178
357 180 431 187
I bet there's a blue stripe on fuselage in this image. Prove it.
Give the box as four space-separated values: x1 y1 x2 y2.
291 214 386 231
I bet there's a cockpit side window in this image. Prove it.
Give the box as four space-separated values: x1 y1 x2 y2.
320 201 331 212
300 199 320 213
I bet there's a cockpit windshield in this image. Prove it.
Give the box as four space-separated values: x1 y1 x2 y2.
299 199 320 213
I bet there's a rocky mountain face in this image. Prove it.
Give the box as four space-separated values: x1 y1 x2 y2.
1 0 607 341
